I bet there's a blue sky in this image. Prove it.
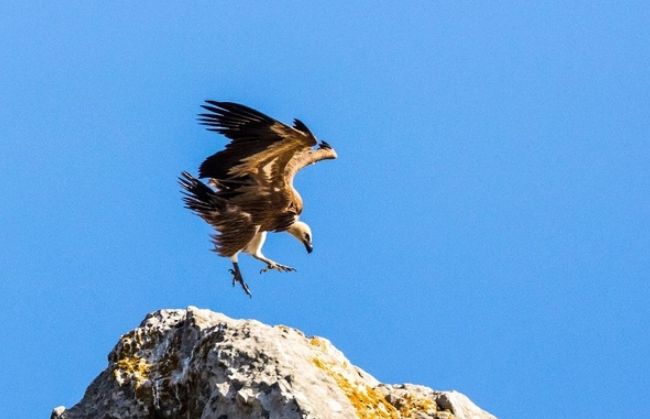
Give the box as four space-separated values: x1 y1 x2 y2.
1 2 649 418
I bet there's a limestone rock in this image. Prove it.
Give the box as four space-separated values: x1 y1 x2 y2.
53 307 496 419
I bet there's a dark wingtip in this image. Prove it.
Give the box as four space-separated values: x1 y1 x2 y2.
293 118 313 136
204 99 223 107
178 171 195 187
318 140 332 150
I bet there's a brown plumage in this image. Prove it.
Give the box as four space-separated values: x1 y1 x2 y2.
180 101 337 296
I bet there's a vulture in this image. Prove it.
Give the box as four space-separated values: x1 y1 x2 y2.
179 101 337 296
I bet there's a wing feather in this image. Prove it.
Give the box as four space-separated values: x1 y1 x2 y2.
195 101 335 230
197 101 316 183
179 172 258 256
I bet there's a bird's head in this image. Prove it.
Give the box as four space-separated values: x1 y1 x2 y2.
287 221 313 254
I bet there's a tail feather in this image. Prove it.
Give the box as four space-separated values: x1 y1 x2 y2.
178 171 224 216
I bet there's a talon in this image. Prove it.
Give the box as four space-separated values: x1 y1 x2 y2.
239 280 252 297
229 264 252 296
259 263 296 273
260 264 276 274
228 268 235 285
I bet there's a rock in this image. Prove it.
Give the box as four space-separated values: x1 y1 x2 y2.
53 306 496 419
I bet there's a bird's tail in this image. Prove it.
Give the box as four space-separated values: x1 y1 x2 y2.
178 171 225 217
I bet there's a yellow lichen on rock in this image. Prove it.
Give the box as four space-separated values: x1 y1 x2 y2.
312 357 398 419
309 336 327 349
114 356 151 388
393 392 440 418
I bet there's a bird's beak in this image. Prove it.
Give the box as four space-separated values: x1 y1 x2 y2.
304 242 313 254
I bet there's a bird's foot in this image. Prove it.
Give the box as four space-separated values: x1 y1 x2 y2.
228 268 252 297
260 263 296 274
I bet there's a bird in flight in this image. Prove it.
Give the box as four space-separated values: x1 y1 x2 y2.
180 101 337 296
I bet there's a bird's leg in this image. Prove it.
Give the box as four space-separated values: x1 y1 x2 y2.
252 253 296 274
260 262 296 274
228 262 252 297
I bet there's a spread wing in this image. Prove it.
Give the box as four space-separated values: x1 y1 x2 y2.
198 101 316 182
197 101 331 226
284 141 338 186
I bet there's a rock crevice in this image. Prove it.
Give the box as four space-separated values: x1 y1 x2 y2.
53 307 495 419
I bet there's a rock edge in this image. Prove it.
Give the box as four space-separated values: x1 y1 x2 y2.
53 306 496 419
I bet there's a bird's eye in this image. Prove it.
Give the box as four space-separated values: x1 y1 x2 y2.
305 234 311 242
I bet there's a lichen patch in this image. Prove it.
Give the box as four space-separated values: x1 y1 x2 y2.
114 356 151 389
312 357 398 418
392 392 440 418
